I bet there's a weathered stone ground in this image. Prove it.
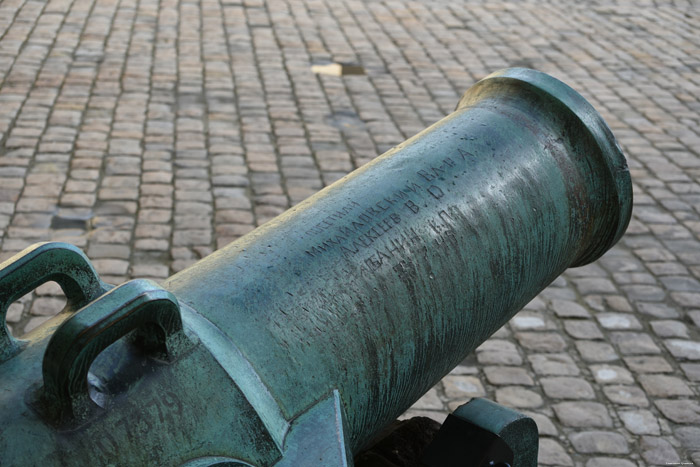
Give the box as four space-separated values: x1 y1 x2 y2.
1 0 699 464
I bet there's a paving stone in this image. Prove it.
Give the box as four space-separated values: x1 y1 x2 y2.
639 374 694 397
6 303 24 323
624 284 667 301
681 363 700 381
650 320 689 338
603 385 649 407
572 277 617 294
624 355 674 373
596 313 642 330
676 427 700 451
475 339 522 365
510 313 550 331
672 292 700 307
665 339 700 360
569 431 629 454
130 263 169 279
655 399 700 424
35 282 62 296
564 320 605 339
619 409 661 435
610 332 661 355
135 224 171 239
410 387 443 411
529 353 580 376
172 230 212 247
590 365 634 385
641 436 680 465
538 438 573 466
550 299 590 318
30 297 66 316
514 332 567 352
23 316 51 334
553 402 612 428
448 364 479 376
483 366 534 386
688 310 700 328
585 458 636 467
135 239 169 251
647 262 688 276
139 209 172 223
92 259 130 276
541 377 595 399
521 411 558 437
636 302 680 319
442 375 485 400
494 386 543 408
604 296 634 313
576 341 620 362
87 244 132 259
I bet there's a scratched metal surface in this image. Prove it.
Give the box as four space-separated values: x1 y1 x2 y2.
164 69 632 453
0 69 631 464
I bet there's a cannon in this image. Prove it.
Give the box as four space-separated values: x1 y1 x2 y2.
0 68 631 466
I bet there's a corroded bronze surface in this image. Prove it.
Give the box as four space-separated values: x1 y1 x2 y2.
0 69 631 466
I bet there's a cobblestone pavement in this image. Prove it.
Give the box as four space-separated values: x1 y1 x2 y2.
1 0 699 464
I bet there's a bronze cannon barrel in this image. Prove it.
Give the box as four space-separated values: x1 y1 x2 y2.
0 68 631 465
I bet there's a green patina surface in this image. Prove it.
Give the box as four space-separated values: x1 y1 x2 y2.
453 398 539 466
0 69 631 466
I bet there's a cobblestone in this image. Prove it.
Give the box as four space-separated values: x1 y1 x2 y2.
494 386 543 408
590 364 634 385
569 431 629 455
576 341 620 363
483 366 534 386
529 353 580 376
603 385 650 407
619 409 662 436
514 331 568 352
586 458 636 467
441 375 485 399
641 436 681 465
655 400 700 424
538 438 573 466
676 426 700 451
553 402 613 428
639 374 695 397
1 0 700 464
666 339 700 359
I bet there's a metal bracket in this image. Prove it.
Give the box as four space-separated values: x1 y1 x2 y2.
422 398 538 467
37 279 192 427
0 242 108 363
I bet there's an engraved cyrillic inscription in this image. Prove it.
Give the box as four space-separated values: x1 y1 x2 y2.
305 146 479 266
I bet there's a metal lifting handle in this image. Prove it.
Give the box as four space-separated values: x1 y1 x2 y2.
0 242 108 363
40 279 192 425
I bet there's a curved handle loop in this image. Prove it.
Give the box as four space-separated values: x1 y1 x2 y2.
0 242 108 363
41 279 191 425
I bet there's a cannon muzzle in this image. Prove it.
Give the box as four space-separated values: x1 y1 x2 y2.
0 68 631 466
